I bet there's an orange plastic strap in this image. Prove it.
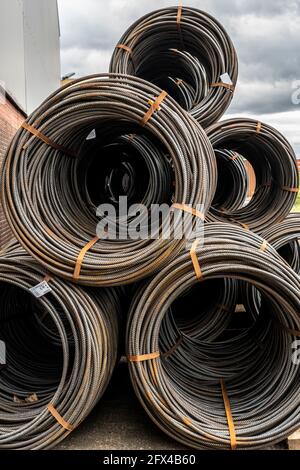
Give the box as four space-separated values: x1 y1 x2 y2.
190 238 203 280
211 83 235 92
279 321 300 337
21 122 77 158
163 336 184 358
128 352 160 363
177 1 183 25
116 44 132 55
281 187 299 193
48 404 74 432
230 153 239 161
256 122 262 134
182 417 192 426
73 236 100 281
45 227 58 239
220 380 237 450
288 329 300 337
172 203 205 221
260 240 268 252
141 91 168 126
230 219 250 231
176 79 184 86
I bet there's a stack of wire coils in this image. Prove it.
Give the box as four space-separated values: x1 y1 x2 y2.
0 3 299 450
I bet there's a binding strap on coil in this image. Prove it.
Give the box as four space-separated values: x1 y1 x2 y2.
211 82 235 92
220 380 237 450
281 187 299 193
21 122 78 158
172 203 205 221
190 238 203 281
141 91 168 127
116 44 133 55
128 352 160 363
48 404 74 432
73 236 100 281
162 336 184 359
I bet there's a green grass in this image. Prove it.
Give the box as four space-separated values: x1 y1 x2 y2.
292 180 300 213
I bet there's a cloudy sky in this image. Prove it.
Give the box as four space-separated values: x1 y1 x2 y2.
58 0 300 154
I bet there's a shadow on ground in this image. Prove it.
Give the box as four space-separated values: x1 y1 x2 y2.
56 362 287 451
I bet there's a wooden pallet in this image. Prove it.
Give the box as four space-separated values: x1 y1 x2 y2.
288 430 300 450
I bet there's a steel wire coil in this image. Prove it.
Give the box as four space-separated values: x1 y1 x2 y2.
1 74 216 286
127 223 300 450
0 242 121 449
109 6 238 128
261 213 300 272
212 150 248 213
243 214 300 318
79 133 173 209
206 118 299 233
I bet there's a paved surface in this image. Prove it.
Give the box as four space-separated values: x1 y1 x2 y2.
56 362 286 451
56 362 184 450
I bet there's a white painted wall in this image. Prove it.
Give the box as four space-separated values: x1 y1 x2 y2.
0 0 60 114
0 0 26 109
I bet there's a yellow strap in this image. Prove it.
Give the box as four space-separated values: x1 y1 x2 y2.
220 380 237 450
128 352 160 363
141 91 168 126
48 404 74 432
73 236 100 281
190 238 203 280
116 44 132 55
211 82 235 92
172 203 205 221
21 122 77 158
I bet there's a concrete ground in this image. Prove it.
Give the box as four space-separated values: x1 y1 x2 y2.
56 362 286 451
56 362 185 450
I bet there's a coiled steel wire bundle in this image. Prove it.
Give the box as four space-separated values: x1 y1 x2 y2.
243 214 300 318
129 278 238 343
206 118 299 233
1 74 216 286
261 213 300 273
79 134 173 209
109 6 238 128
212 150 249 213
0 242 121 449
127 223 300 450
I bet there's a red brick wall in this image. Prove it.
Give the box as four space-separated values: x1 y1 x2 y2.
0 96 25 249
